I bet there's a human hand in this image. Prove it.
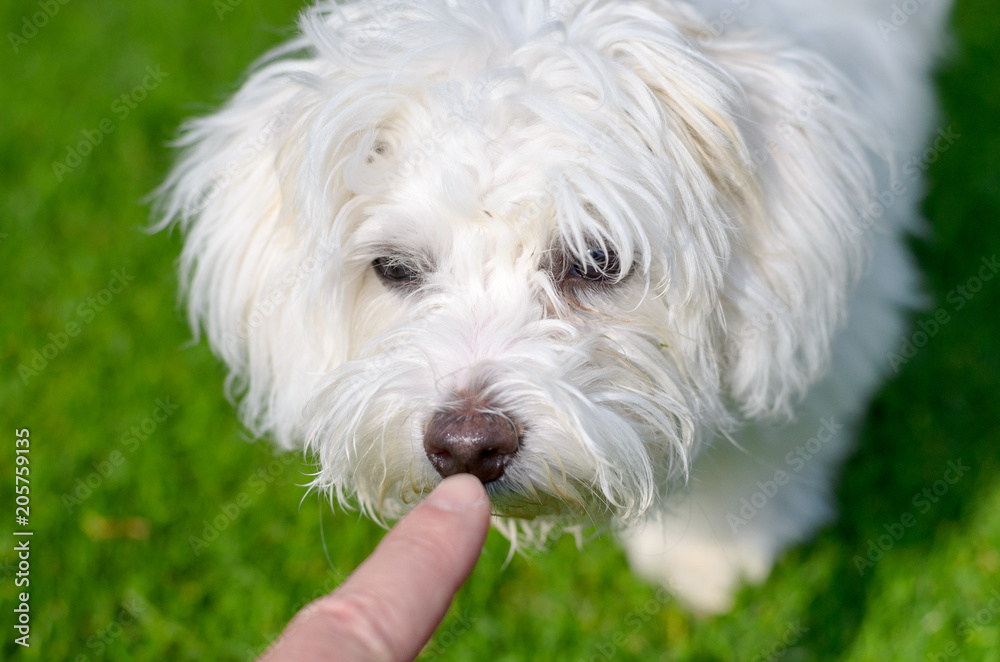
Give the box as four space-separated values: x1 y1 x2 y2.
257 474 491 661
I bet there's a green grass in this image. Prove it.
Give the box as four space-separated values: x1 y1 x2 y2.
2 1 999 660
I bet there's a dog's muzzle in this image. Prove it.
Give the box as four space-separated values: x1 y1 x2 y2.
423 406 520 484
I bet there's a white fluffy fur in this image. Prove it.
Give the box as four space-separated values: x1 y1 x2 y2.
156 0 950 611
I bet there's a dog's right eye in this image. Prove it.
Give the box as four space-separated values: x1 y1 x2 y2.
372 257 419 286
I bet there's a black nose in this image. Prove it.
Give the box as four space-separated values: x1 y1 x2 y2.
423 407 520 484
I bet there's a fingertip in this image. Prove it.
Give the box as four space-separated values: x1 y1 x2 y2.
424 474 491 514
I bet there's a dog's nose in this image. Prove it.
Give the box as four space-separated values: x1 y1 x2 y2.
423 408 520 483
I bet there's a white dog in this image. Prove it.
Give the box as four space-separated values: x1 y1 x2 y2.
157 0 950 612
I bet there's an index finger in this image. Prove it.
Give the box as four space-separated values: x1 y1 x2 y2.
260 474 491 662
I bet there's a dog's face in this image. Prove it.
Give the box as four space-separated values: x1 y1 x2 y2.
158 0 871 527
309 104 698 522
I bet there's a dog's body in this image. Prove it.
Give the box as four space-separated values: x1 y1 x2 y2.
158 0 950 612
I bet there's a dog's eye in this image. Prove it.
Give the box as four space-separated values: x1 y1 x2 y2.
372 257 419 285
570 247 621 282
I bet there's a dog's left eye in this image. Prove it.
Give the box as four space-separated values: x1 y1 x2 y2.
570 247 621 282
372 257 419 285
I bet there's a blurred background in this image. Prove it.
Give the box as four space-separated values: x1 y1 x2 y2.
2 1 998 660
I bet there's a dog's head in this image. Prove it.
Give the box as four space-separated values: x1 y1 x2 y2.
157 0 874 527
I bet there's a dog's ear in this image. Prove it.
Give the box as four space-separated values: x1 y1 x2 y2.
152 61 306 440
597 9 878 419
153 25 411 441
699 32 877 419
152 1 461 442
152 46 371 441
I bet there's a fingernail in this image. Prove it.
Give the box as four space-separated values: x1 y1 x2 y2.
426 475 488 513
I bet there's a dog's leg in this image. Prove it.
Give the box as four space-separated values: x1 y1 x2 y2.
621 406 860 613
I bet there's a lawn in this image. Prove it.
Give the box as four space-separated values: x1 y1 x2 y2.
2 1 998 660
